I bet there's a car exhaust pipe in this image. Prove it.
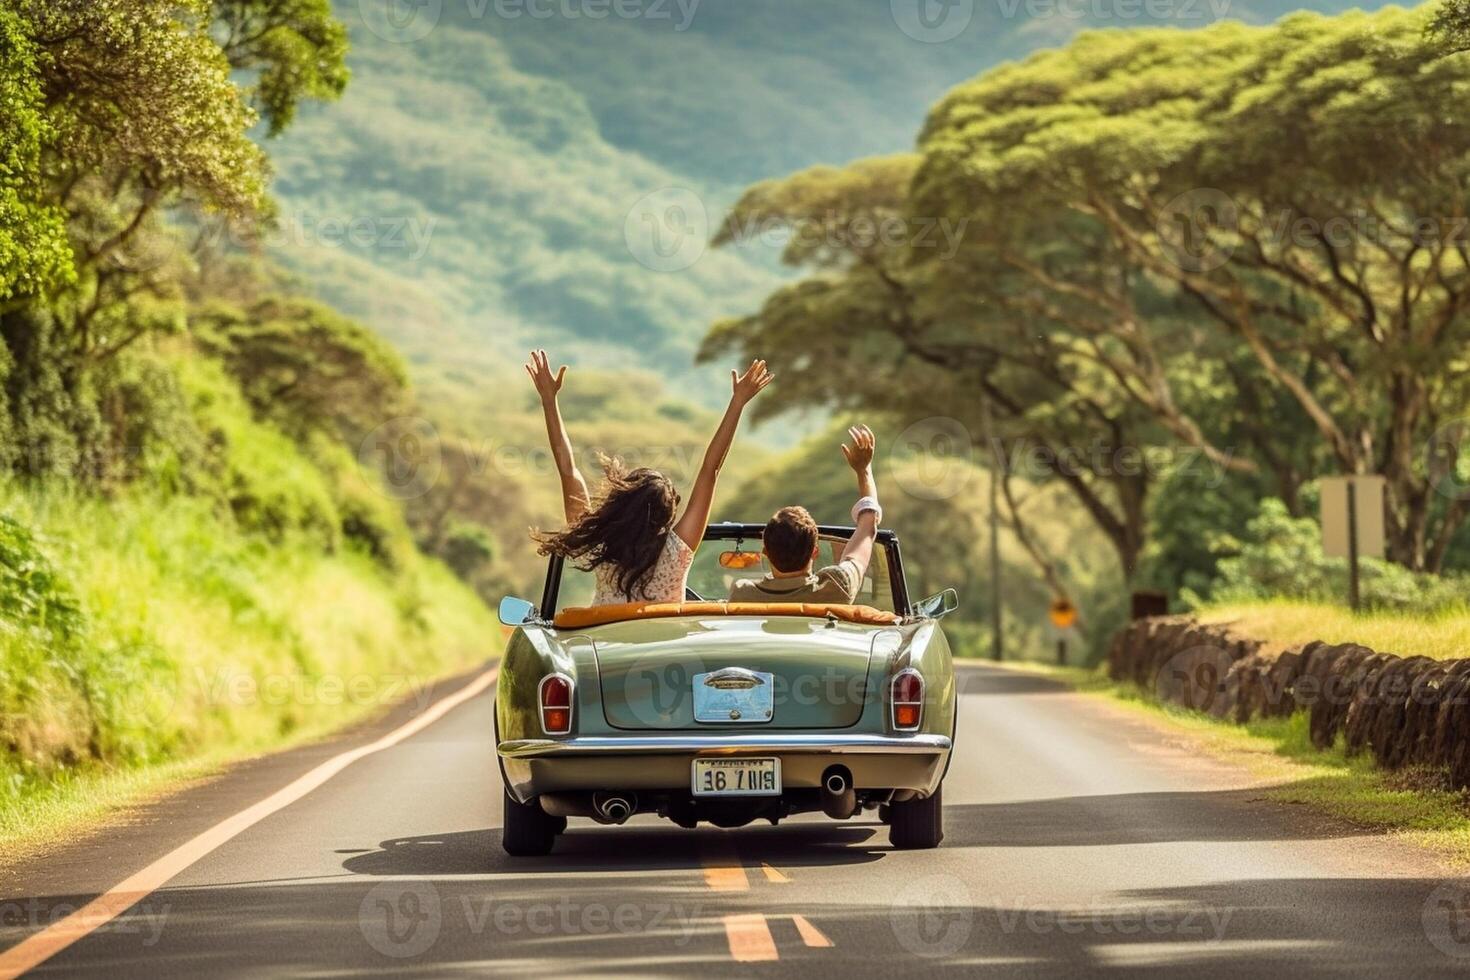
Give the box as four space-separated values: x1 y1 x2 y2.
593 792 636 825
820 768 857 819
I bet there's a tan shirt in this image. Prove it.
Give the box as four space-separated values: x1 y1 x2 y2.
728 559 864 605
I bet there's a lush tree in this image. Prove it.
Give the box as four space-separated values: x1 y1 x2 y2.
701 156 1171 577
213 0 350 137
915 7 1470 570
0 7 70 301
192 296 408 439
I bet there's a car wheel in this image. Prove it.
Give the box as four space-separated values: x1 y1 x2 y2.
888 784 943 849
502 787 558 856
877 804 892 825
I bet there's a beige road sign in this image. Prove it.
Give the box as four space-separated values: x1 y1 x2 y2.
1320 475 1386 560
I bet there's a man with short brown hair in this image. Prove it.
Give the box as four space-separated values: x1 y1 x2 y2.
728 426 881 605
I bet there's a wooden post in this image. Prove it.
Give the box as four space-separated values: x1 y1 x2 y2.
1347 479 1361 613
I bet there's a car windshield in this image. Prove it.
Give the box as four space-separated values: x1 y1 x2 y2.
553 534 899 614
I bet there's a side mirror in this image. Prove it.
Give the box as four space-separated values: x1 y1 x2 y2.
915 588 959 620
498 596 537 628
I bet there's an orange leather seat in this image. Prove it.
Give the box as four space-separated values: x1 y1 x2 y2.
552 601 901 630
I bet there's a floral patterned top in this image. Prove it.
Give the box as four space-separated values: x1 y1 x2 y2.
592 531 694 605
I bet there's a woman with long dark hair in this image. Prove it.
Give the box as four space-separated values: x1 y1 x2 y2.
525 350 772 605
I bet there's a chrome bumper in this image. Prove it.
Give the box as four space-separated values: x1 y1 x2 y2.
497 733 952 759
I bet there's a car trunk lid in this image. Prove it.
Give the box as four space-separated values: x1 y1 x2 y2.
587 615 879 730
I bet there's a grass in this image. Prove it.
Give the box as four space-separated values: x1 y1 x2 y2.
1196 599 1470 660
0 482 499 867
994 659 1470 867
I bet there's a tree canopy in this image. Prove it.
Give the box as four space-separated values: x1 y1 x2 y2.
706 4 1470 587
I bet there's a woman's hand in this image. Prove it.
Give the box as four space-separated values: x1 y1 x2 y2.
524 349 567 404
730 359 774 407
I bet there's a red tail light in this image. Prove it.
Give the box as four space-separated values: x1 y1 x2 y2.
540 674 573 735
891 668 924 731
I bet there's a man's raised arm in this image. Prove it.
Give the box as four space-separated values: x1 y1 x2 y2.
838 425 881 576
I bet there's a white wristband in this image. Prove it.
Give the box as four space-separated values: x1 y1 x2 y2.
851 495 882 525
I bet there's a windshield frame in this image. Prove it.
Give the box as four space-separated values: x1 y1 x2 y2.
537 522 912 617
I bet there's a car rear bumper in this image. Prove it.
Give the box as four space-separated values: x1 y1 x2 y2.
497 733 952 802
498 732 952 758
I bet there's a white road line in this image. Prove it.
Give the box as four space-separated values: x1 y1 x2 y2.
0 666 499 979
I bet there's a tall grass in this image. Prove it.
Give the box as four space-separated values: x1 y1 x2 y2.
1199 600 1470 660
0 481 496 853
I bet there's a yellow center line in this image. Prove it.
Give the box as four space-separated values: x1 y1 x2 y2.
0 666 500 980
700 837 749 892
760 863 790 883
723 914 779 962
792 914 834 948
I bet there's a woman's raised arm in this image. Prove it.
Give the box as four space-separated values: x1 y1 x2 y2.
672 360 773 550
525 349 590 524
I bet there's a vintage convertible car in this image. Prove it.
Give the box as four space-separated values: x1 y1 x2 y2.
494 522 958 855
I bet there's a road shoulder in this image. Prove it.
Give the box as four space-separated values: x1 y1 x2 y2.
958 659 1469 875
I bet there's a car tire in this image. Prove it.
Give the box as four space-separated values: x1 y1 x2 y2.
888 784 943 849
502 787 558 856
877 804 892 825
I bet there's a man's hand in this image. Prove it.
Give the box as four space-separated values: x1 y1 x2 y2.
524 349 567 404
840 425 876 474
730 359 774 407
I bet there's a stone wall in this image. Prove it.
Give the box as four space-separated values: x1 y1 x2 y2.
1107 616 1470 788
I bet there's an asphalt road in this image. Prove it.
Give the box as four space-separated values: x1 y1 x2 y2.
5 663 1470 977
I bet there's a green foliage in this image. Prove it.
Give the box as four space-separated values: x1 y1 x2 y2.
0 306 105 481
0 6 69 299
175 355 338 549
0 514 80 642
442 522 495 581
1136 463 1264 601
213 0 350 137
912 5 1470 570
0 480 495 809
1189 499 1470 615
24 0 268 220
191 295 408 440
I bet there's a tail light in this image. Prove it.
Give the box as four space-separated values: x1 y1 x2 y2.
890 668 924 731
539 674 574 735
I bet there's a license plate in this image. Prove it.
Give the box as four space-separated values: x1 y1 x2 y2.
691 758 781 797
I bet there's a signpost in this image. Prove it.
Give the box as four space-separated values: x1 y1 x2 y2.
1049 598 1078 665
1320 475 1386 612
